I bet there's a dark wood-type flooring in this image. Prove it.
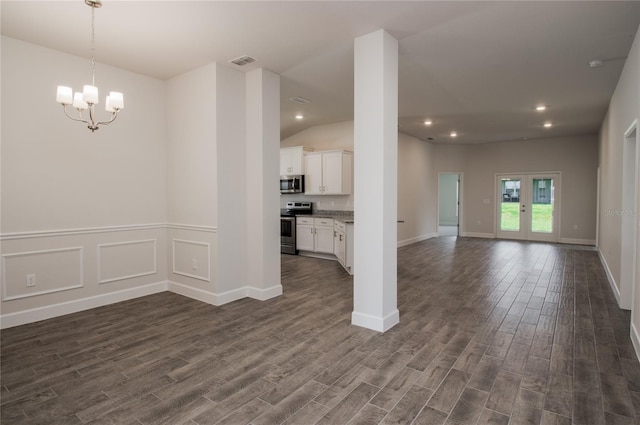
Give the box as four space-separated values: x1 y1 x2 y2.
2 237 640 425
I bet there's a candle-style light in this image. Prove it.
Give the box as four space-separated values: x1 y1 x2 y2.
56 0 123 132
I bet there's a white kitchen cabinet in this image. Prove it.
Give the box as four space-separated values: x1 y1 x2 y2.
296 217 334 254
280 146 313 176
334 223 346 266
303 150 352 195
334 220 353 275
314 218 335 253
296 219 315 252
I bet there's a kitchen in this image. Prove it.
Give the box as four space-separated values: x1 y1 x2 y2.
280 145 355 275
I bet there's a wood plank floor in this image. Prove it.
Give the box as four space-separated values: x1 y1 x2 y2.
2 237 640 425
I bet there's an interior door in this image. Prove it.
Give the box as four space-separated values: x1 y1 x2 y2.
496 173 560 242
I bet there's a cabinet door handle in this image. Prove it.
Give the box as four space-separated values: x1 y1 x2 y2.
340 235 343 241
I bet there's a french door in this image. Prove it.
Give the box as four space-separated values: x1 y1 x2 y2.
496 173 560 242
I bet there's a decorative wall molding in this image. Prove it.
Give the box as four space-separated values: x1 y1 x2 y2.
0 281 167 329
167 223 217 233
172 239 211 282
598 248 622 307
0 223 167 240
97 239 157 284
2 247 84 301
397 233 437 248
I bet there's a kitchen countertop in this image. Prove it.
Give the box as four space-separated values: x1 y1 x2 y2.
295 210 354 224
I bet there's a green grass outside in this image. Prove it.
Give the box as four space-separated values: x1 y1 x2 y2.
501 202 553 233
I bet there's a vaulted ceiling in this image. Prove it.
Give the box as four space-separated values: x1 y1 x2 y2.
2 1 639 143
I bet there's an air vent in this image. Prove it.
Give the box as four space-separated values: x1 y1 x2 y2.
229 55 256 66
289 96 312 104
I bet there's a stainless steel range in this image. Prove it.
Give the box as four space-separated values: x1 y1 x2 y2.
281 202 311 255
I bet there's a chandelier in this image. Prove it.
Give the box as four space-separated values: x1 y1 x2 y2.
55 0 123 132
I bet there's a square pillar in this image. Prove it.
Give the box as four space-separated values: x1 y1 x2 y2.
245 68 282 300
352 30 399 332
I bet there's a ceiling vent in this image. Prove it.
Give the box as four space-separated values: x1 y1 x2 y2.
229 55 256 66
289 96 312 104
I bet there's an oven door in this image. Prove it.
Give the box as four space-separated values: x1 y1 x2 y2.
281 216 297 254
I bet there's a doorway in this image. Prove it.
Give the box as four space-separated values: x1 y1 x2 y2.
496 173 560 242
438 173 462 236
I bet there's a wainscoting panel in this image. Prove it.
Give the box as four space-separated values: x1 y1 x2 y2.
172 239 211 282
2 247 83 301
97 239 157 284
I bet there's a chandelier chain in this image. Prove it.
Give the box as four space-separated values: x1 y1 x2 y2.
90 4 96 86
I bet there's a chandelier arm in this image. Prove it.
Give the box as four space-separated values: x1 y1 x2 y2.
95 111 119 127
61 104 90 125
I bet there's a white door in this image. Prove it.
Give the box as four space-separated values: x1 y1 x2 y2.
496 173 560 242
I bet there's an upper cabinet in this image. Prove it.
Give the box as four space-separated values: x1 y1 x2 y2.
304 150 353 195
280 146 313 176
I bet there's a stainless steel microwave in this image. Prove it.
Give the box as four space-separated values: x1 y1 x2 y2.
280 175 304 193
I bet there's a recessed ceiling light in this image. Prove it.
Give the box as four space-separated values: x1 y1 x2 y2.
295 114 304 120
450 131 458 138
589 59 604 68
535 105 547 111
424 119 433 126
544 122 552 128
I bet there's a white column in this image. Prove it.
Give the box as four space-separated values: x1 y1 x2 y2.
352 29 399 332
245 68 282 300
215 64 248 296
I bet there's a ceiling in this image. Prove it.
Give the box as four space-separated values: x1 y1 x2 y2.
2 1 639 143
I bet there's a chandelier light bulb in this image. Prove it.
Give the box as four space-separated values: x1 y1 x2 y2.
83 85 99 104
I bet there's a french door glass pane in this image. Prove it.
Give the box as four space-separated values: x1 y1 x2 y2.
500 178 520 231
531 178 553 233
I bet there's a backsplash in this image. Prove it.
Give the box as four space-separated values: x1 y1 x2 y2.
279 194 353 211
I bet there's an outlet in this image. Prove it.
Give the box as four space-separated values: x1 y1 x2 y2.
26 274 36 287
192 259 198 270
573 224 578 231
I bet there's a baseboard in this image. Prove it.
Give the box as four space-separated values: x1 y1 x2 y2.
168 281 245 306
246 284 283 301
0 281 168 329
559 238 596 246
168 281 283 305
397 233 437 248
352 309 399 332
461 232 495 239
598 249 622 307
632 321 640 364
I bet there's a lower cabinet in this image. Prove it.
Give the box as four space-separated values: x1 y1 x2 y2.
296 217 334 254
297 217 353 275
334 220 353 275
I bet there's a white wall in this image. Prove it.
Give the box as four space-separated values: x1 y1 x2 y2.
455 135 598 243
165 63 224 302
598 26 640 357
1 37 168 324
281 121 437 245
397 133 436 245
1 37 281 327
